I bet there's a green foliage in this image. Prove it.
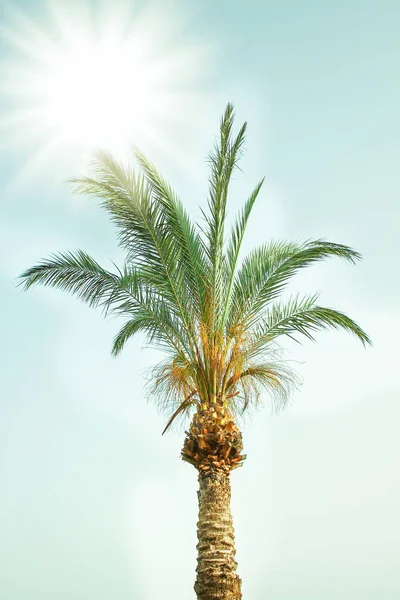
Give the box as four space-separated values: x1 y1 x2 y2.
19 105 371 428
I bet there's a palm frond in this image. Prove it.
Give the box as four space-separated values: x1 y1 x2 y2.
148 353 205 414
109 271 193 358
111 306 185 358
229 239 361 328
226 359 299 414
161 390 197 435
203 103 247 329
222 178 265 326
246 294 371 359
135 149 209 319
18 250 120 310
71 151 198 351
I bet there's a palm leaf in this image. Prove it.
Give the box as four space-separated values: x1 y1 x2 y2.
229 239 361 328
18 250 120 310
203 103 247 329
247 294 371 359
135 149 209 319
226 359 299 414
161 390 197 435
222 178 265 326
71 152 197 351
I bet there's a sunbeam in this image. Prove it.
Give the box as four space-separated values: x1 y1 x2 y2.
0 1 212 180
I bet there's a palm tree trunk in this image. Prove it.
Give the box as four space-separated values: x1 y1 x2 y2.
194 470 242 600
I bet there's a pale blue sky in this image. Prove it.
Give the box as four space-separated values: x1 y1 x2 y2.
1 1 399 599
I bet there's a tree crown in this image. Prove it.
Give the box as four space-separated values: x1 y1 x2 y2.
19 104 371 431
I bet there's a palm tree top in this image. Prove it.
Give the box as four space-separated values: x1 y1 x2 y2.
19 104 371 431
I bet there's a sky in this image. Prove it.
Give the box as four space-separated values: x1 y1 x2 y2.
0 0 399 599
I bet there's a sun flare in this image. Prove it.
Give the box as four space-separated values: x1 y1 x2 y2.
0 2 210 175
35 34 165 149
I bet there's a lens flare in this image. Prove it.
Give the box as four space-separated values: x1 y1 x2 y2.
0 1 211 178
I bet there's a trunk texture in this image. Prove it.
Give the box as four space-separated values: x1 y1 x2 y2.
194 471 242 600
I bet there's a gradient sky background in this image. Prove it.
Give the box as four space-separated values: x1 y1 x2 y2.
1 1 399 599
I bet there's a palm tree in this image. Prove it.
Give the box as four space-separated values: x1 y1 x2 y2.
19 104 370 600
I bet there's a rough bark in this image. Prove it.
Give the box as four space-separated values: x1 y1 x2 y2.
194 471 242 600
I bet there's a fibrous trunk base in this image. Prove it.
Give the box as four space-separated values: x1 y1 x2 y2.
182 406 246 475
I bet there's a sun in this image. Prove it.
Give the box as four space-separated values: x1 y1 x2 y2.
32 33 171 150
0 1 211 175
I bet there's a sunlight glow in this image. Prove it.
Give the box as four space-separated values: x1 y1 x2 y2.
0 2 211 171
36 35 166 148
